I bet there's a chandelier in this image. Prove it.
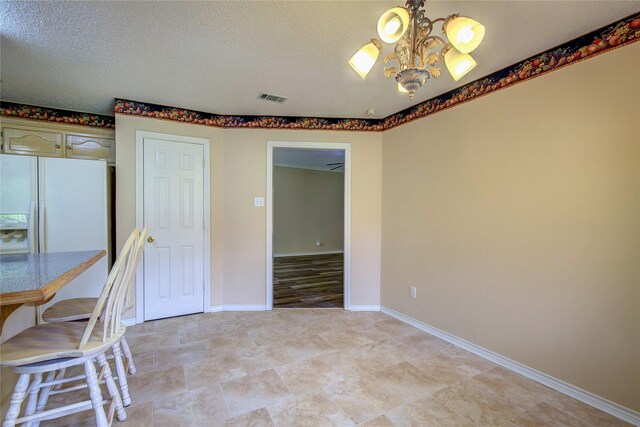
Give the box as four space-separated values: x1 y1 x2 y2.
348 0 485 101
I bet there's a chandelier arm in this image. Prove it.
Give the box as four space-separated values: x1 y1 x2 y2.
429 17 448 25
428 35 447 46
409 10 419 68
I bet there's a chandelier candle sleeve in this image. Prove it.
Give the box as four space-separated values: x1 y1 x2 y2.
377 7 410 43
348 0 485 100
444 47 477 81
348 39 383 78
444 16 486 54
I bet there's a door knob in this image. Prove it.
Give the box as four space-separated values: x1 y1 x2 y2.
147 236 155 243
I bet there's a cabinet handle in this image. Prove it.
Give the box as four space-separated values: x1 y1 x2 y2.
147 236 155 243
66 146 72 150
55 144 61 149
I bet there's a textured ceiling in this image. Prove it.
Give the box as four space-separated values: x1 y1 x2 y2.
274 148 345 172
1 1 637 119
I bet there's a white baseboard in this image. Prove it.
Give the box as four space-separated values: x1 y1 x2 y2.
274 250 343 258
122 318 137 327
380 306 640 426
210 304 267 312
349 305 381 311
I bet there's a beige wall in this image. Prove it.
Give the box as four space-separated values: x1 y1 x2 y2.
381 43 640 410
115 117 226 309
114 118 382 308
274 166 344 255
216 129 381 306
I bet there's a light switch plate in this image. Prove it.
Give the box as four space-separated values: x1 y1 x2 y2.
254 197 265 207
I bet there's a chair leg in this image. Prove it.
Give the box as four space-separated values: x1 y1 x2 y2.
52 368 66 390
96 353 127 422
84 358 108 427
23 372 42 426
120 336 136 375
111 342 132 406
2 373 30 427
32 371 56 427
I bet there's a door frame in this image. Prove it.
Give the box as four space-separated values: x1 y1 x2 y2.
135 131 211 324
266 141 351 310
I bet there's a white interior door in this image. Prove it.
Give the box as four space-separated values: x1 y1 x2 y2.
143 138 205 320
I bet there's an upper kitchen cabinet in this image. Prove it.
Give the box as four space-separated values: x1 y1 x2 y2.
65 134 115 163
2 127 63 157
0 117 115 164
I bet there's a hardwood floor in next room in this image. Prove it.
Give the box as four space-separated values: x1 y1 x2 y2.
273 253 343 308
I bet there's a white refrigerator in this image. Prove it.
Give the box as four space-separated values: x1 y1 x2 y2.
0 154 108 309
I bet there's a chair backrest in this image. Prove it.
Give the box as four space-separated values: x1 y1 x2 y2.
123 227 147 312
108 227 147 338
78 228 140 349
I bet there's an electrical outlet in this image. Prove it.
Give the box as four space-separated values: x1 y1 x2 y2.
410 286 417 299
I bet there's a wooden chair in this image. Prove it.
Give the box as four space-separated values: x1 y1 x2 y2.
41 229 147 407
0 230 140 427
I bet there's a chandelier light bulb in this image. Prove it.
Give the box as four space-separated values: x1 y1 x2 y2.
385 17 402 36
348 40 382 78
457 26 476 44
455 58 474 76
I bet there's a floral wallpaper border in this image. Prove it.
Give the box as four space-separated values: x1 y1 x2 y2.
0 102 115 129
3 13 638 132
115 13 639 131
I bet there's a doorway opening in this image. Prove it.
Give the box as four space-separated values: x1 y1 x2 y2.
266 141 351 310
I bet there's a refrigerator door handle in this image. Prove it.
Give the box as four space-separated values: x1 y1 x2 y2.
30 201 37 254
39 201 46 253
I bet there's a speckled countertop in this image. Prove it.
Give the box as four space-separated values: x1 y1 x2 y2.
0 250 104 294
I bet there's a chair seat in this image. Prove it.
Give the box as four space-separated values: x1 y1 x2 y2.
42 297 97 322
0 321 125 367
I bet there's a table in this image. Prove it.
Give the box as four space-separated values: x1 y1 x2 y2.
0 250 106 333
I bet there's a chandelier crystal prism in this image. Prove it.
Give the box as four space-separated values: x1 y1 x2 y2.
348 0 485 101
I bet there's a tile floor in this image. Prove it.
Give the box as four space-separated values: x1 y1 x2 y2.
41 309 630 426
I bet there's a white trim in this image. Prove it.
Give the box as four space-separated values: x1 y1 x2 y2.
380 306 640 426
122 318 137 327
135 131 211 324
211 304 267 312
349 305 381 312
274 250 343 258
266 141 352 311
273 163 345 173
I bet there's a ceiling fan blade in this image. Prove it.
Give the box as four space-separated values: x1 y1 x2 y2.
330 165 344 171
326 162 344 166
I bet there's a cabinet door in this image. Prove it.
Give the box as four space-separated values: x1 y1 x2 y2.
2 128 63 157
65 135 115 163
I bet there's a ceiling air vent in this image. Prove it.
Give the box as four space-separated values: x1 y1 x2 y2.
257 93 288 104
